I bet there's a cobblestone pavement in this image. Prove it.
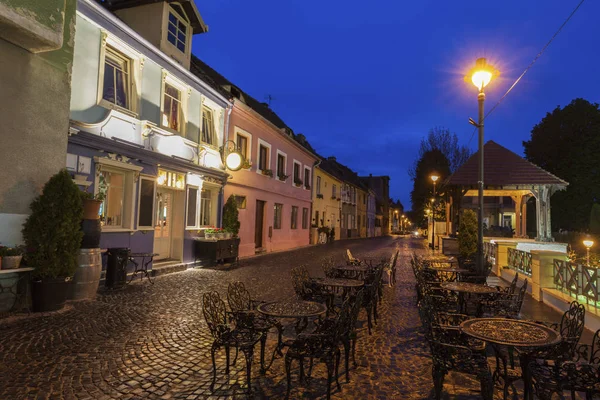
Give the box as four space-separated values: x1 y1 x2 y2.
0 236 526 399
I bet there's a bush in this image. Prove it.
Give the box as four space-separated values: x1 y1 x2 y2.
22 169 83 279
458 209 477 260
222 195 240 236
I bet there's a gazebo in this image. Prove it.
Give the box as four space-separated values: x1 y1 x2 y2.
444 141 568 242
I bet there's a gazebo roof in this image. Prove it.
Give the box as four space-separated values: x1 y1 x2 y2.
446 140 568 187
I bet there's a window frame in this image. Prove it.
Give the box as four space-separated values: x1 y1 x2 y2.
332 184 337 199
166 6 189 54
276 150 287 181
316 176 321 195
291 206 298 230
234 128 252 165
160 71 188 135
97 34 141 116
256 139 272 176
185 185 201 229
292 160 302 187
303 166 311 190
201 106 217 146
302 207 309 229
137 175 156 230
274 203 283 229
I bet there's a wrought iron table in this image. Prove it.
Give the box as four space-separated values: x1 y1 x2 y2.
426 267 469 282
333 265 370 280
128 253 158 284
256 300 328 370
441 282 498 315
460 318 561 400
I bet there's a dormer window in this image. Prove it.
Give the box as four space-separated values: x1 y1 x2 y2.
167 9 187 53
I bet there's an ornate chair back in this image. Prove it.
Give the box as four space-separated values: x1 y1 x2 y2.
227 281 251 313
291 266 311 297
508 272 519 295
203 291 228 340
589 329 600 364
560 301 586 353
321 257 337 278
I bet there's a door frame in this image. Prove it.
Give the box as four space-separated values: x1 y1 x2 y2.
255 200 265 249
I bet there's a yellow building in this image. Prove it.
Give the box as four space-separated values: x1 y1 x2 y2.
356 187 368 238
313 164 343 241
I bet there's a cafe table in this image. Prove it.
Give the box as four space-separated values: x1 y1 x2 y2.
441 282 498 315
460 318 561 400
256 300 327 371
425 267 469 282
333 264 370 280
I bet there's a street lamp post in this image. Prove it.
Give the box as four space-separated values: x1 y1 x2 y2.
583 237 594 265
467 58 498 271
430 175 439 250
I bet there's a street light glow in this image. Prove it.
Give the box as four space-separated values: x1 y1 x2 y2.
430 175 439 183
468 58 498 91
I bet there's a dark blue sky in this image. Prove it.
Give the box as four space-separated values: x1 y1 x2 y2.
192 0 599 209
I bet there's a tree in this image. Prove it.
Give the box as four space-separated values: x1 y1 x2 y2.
410 149 451 227
223 195 240 236
409 127 471 179
458 209 477 260
523 98 600 231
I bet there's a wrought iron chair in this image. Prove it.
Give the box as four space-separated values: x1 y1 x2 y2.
321 257 339 278
284 298 347 399
227 281 282 372
202 291 262 394
530 328 600 400
338 289 364 382
481 278 528 319
344 249 361 266
291 265 333 308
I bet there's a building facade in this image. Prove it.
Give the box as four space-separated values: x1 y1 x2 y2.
68 0 230 268
0 0 77 246
313 163 343 241
366 189 377 237
361 175 391 235
389 199 404 233
356 187 368 238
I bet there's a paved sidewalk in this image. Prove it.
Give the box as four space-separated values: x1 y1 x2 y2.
0 236 586 399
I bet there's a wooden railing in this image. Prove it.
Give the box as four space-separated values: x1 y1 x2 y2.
554 259 599 306
507 248 532 276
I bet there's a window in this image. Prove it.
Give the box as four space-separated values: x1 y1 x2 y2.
201 107 215 145
236 135 248 160
293 161 302 185
316 176 321 195
277 152 286 180
102 47 130 110
162 83 181 132
234 195 247 209
138 177 156 229
167 10 187 53
302 208 309 229
304 168 311 189
351 215 356 229
341 213 345 228
332 184 337 199
315 210 319 226
274 203 283 229
363 215 366 227
200 189 212 226
186 187 199 228
257 140 271 172
291 206 298 229
98 170 125 227
357 215 361 229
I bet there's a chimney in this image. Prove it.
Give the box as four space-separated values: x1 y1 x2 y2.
296 133 306 144
327 156 336 162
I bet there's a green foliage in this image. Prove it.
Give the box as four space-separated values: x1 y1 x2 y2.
223 195 240 236
590 204 600 235
410 148 451 227
523 98 600 231
22 169 83 279
0 245 24 256
458 209 478 259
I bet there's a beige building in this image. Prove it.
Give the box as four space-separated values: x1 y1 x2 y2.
356 187 368 238
313 162 343 241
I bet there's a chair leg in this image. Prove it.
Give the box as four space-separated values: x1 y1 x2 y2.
210 345 218 392
351 337 357 368
480 373 494 400
373 301 378 325
285 356 293 399
432 366 445 400
366 307 372 335
241 347 254 394
260 332 267 373
335 349 341 391
225 344 230 375
343 339 350 382
299 358 304 383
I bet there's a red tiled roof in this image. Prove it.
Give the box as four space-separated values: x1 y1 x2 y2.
446 141 568 187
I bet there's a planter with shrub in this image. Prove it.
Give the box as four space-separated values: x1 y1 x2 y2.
0 246 24 270
22 169 83 312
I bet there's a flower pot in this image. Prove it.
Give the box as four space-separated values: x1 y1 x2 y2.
80 219 102 248
83 199 102 220
224 232 232 239
205 232 215 240
31 277 70 312
2 255 22 270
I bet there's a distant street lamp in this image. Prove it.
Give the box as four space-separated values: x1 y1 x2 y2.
430 175 439 249
583 237 594 265
466 57 498 270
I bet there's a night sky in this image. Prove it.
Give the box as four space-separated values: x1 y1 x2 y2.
191 0 599 210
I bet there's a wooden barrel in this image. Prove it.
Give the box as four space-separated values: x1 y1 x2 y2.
68 248 102 300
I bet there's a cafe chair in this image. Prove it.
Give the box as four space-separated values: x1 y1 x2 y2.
530 328 600 400
344 249 361 266
321 257 340 278
202 291 262 394
291 266 333 308
227 281 282 372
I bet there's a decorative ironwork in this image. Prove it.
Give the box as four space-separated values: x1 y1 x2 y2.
460 318 561 348
554 259 600 307
256 300 326 319
507 248 532 276
441 282 498 295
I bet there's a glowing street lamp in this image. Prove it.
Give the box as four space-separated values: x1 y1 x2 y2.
466 57 498 270
583 237 594 265
430 174 439 250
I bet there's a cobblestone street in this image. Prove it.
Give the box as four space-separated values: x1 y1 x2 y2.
0 236 532 399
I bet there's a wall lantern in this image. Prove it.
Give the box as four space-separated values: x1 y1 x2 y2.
220 140 244 171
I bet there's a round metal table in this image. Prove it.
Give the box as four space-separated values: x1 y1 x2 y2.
333 265 370 280
441 282 498 315
460 318 561 399
314 277 364 289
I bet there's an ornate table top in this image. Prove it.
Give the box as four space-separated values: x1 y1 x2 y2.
314 278 364 288
460 318 562 347
334 265 369 272
256 301 327 318
427 267 469 273
441 282 498 294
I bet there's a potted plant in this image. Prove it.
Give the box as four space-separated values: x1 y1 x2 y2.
0 245 24 269
278 173 290 181
80 190 104 220
261 169 273 178
316 194 324 199
204 227 217 240
22 169 83 312
293 178 303 187
223 195 240 238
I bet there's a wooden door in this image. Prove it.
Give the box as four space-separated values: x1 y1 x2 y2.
255 200 265 248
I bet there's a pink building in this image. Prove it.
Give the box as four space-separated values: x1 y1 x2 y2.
191 58 319 257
